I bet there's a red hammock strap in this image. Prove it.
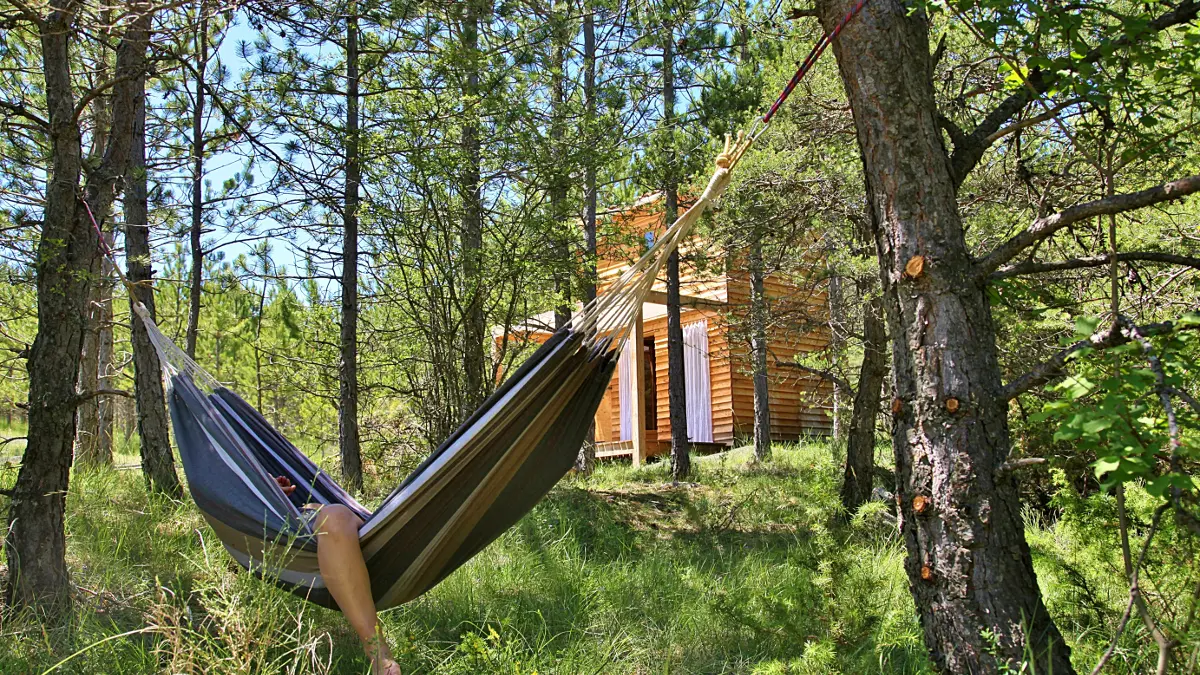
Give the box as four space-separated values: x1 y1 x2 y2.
762 0 871 124
79 194 148 319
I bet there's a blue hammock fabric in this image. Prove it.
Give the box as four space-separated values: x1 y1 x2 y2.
136 144 746 610
169 329 616 609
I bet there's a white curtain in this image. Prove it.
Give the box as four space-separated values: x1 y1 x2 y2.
683 320 713 442
618 337 636 441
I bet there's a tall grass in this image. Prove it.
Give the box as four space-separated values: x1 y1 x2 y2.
0 434 1187 673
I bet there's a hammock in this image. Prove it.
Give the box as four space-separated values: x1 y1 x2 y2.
103 134 758 610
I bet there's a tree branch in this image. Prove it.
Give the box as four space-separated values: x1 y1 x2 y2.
0 100 49 129
949 0 1200 186
1167 387 1200 417
774 359 854 395
69 388 133 407
938 113 969 150
976 175 1200 279
1090 504 1170 675
72 70 146 123
991 251 1200 280
996 457 1046 475
949 70 1048 187
1002 317 1199 400
786 6 819 19
983 97 1083 145
3 0 45 25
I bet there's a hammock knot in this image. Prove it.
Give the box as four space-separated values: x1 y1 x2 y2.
715 132 735 169
715 129 755 172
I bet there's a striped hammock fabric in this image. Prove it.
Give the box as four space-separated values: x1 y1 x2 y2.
136 134 754 610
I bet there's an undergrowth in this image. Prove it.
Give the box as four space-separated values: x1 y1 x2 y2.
0 433 1192 673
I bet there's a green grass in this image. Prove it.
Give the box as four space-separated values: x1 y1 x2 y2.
0 435 1188 673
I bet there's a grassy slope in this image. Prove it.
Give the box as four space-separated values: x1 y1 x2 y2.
0 433 1172 673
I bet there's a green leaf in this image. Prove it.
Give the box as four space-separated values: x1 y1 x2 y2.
1094 457 1120 478
1146 475 1173 499
1074 316 1101 337
1060 376 1094 399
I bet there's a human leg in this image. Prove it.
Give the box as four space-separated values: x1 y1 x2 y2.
310 504 399 674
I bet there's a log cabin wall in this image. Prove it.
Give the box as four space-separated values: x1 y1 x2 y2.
724 270 834 439
591 289 833 448
503 194 834 453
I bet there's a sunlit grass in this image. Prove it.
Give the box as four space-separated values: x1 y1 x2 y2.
0 436 1178 673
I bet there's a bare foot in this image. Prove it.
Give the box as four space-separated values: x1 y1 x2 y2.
364 632 401 675
370 656 401 675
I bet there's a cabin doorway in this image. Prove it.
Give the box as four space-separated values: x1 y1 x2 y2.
618 335 659 441
643 337 657 431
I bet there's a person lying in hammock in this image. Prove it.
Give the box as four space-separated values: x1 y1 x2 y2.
274 475 402 675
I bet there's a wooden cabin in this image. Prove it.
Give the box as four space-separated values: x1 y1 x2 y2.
495 194 833 464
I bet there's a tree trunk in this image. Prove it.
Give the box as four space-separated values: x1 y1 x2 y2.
7 2 153 611
662 29 689 481
827 272 842 441
76 274 101 462
750 232 771 462
841 287 884 511
818 0 1073 671
339 2 363 492
185 3 207 359
96 232 115 462
76 78 109 461
550 0 570 330
128 70 183 499
575 4 598 476
76 8 114 467
460 0 488 414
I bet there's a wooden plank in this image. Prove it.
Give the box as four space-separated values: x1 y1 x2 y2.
643 290 727 310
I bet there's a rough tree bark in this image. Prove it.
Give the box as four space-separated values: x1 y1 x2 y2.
750 231 771 462
575 3 598 475
339 0 363 492
76 23 113 467
662 26 689 481
840 287 885 511
550 0 571 331
76 269 102 462
95 231 116 464
76 247 117 466
817 0 1074 671
128 69 183 499
459 0 488 414
185 0 207 359
6 1 154 611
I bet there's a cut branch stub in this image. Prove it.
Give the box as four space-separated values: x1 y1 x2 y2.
920 565 934 581
945 397 960 413
904 255 925 279
891 397 904 414
912 494 930 514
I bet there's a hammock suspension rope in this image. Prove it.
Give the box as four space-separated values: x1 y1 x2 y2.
77 0 869 611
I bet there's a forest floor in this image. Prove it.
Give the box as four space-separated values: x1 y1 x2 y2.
0 426 1163 673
